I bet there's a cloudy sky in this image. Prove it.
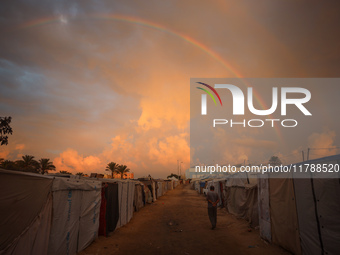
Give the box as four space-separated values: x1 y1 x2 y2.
1 1 339 177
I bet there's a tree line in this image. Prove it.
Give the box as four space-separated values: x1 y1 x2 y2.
1 117 131 178
1 156 132 178
0 155 89 176
0 155 56 174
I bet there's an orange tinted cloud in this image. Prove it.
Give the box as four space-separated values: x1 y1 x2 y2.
308 130 338 158
0 149 10 159
15 144 25 150
53 149 103 174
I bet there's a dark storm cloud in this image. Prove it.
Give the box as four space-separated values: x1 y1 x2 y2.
0 0 339 177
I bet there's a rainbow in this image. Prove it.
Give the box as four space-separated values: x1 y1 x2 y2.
17 17 59 29
17 13 284 143
17 13 243 77
89 14 244 77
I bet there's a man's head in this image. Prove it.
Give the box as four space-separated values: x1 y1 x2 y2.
210 186 214 191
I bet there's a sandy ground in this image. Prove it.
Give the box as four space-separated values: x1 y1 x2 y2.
78 184 289 255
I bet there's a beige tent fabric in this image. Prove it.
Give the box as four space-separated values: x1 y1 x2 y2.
258 176 271 241
0 170 53 252
134 184 144 212
1 195 52 255
294 177 340 255
77 185 101 252
47 178 101 255
48 184 83 255
269 177 301 255
225 185 259 227
117 181 135 228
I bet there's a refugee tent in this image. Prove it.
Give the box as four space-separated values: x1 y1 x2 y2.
139 179 155 203
156 181 163 198
134 182 145 212
0 170 102 255
162 181 167 194
152 181 157 201
94 178 137 231
0 169 53 255
155 180 168 198
168 177 179 189
267 174 301 255
257 174 271 242
292 155 340 255
258 154 340 255
90 178 139 235
258 172 301 254
166 179 173 190
116 180 135 228
47 177 101 255
144 183 153 203
224 173 259 227
201 180 209 194
1 169 182 255
97 180 119 236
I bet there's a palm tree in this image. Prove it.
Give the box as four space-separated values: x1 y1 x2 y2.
59 170 72 175
116 164 130 179
16 155 38 172
76 172 84 176
106 162 119 178
1 159 16 170
38 158 56 174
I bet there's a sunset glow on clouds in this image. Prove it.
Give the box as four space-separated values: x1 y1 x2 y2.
1 1 340 177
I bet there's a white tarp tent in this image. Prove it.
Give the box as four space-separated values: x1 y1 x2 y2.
116 180 135 228
257 154 340 255
223 173 259 227
47 177 101 255
157 181 162 198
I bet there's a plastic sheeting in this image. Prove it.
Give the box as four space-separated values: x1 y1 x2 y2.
294 177 340 255
117 181 135 228
134 184 144 212
157 182 162 198
0 170 53 254
166 180 173 190
47 178 101 255
225 184 259 227
152 182 157 202
269 176 301 255
257 175 271 241
1 194 52 255
77 184 101 252
0 171 144 255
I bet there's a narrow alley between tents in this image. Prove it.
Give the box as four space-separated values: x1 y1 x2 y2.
78 184 288 255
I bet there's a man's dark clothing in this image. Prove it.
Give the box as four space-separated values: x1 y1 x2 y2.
206 190 219 228
208 206 217 229
206 190 219 208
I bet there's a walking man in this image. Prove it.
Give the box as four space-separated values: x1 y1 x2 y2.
207 185 219 229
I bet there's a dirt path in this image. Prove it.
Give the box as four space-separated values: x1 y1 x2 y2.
79 184 289 255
